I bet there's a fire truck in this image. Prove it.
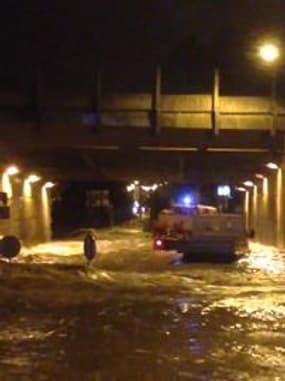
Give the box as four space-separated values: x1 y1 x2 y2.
153 202 249 263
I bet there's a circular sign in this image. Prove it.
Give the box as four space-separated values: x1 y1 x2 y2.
0 235 21 259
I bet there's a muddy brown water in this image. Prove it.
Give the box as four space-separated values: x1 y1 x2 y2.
0 228 284 381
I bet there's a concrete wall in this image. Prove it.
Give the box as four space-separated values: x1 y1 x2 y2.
0 176 52 246
249 159 285 248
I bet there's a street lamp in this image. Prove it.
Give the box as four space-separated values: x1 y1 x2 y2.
26 174 41 183
243 180 254 188
259 43 280 64
2 165 20 198
24 174 41 197
5 165 19 176
43 181 55 189
236 186 250 231
266 162 279 170
258 42 281 135
255 173 265 180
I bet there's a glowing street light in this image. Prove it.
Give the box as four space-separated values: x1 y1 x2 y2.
126 183 135 192
43 181 55 189
266 162 279 170
257 41 281 135
26 174 41 183
255 173 265 180
243 180 254 187
236 187 247 192
259 43 280 63
5 165 19 176
23 174 41 197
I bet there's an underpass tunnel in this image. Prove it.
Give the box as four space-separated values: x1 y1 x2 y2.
1 144 285 248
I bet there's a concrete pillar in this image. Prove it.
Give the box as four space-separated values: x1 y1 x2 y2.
255 182 263 240
258 177 269 244
251 185 258 235
276 166 283 248
244 190 250 232
267 173 277 245
212 68 220 135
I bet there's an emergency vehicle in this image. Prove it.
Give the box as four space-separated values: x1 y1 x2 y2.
153 201 249 262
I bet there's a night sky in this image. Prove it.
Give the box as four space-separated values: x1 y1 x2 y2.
1 1 285 93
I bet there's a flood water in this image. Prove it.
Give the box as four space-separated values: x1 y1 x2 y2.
0 227 285 381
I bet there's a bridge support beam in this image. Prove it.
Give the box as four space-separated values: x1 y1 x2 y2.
91 67 102 132
150 64 161 135
212 68 220 136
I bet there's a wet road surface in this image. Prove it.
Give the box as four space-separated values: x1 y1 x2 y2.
0 227 285 380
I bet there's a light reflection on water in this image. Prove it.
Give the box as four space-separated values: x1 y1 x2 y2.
241 242 285 275
1 230 285 380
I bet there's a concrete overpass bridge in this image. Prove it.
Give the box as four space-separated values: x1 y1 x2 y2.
1 78 285 182
1 68 285 248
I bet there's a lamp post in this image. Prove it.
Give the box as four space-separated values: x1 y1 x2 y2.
23 174 41 198
258 42 280 136
236 186 250 232
2 165 20 198
259 43 280 63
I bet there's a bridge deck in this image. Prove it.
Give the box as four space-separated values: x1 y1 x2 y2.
0 92 283 181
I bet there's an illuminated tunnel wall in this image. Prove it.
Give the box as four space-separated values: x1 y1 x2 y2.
248 162 285 249
0 175 52 245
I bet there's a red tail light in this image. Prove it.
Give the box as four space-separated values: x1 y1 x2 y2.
154 238 164 250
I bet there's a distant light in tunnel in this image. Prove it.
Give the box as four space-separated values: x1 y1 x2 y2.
126 184 135 192
266 162 279 170
142 184 158 192
236 187 247 192
255 173 265 180
243 180 254 187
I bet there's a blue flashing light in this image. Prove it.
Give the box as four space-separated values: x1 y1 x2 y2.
183 194 193 207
